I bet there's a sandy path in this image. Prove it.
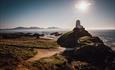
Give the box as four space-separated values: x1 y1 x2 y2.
16 47 65 70
27 47 65 62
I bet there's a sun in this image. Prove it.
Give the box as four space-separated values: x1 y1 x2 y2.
75 1 91 11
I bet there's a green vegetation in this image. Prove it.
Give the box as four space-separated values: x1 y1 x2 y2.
0 45 37 70
30 54 68 70
0 38 59 49
18 54 97 70
0 46 37 60
0 37 60 69
62 31 73 39
15 54 67 70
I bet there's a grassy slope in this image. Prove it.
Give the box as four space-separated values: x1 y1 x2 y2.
0 38 59 70
0 45 37 70
0 38 59 49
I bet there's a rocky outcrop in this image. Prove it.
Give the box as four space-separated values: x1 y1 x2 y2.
17 20 115 70
62 45 114 69
50 32 62 36
31 25 115 70
57 29 92 48
56 20 115 70
16 25 115 70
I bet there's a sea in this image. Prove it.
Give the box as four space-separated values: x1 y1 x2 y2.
0 29 115 50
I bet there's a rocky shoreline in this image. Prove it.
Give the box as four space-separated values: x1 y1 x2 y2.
21 20 115 70
0 20 115 70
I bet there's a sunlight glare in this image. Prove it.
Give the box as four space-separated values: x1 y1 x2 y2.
75 1 91 11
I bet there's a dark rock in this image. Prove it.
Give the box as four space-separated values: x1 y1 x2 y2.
33 33 44 39
57 31 77 48
33 33 40 39
61 44 114 69
57 20 115 69
0 32 25 39
71 61 98 70
50 32 62 36
23 33 33 37
57 20 92 48
57 29 92 48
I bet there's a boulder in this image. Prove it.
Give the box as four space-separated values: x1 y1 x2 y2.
57 29 92 48
50 32 62 36
57 31 76 48
61 44 114 69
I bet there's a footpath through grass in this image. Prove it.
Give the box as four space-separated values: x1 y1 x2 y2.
0 38 59 70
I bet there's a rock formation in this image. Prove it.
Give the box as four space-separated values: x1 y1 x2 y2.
17 20 115 70
57 20 91 48
56 20 115 70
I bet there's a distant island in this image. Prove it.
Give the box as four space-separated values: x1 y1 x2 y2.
0 27 60 30
47 27 60 29
13 27 43 29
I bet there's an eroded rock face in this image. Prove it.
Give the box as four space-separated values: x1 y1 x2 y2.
56 20 115 69
59 46 114 70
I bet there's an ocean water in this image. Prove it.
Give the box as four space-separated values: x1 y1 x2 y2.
88 30 115 47
0 29 115 49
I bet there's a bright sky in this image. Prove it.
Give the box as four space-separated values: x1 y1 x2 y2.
0 0 115 29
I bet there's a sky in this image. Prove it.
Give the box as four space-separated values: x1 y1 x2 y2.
0 0 115 29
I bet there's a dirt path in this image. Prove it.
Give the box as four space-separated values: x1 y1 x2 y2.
27 47 65 62
16 47 65 70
